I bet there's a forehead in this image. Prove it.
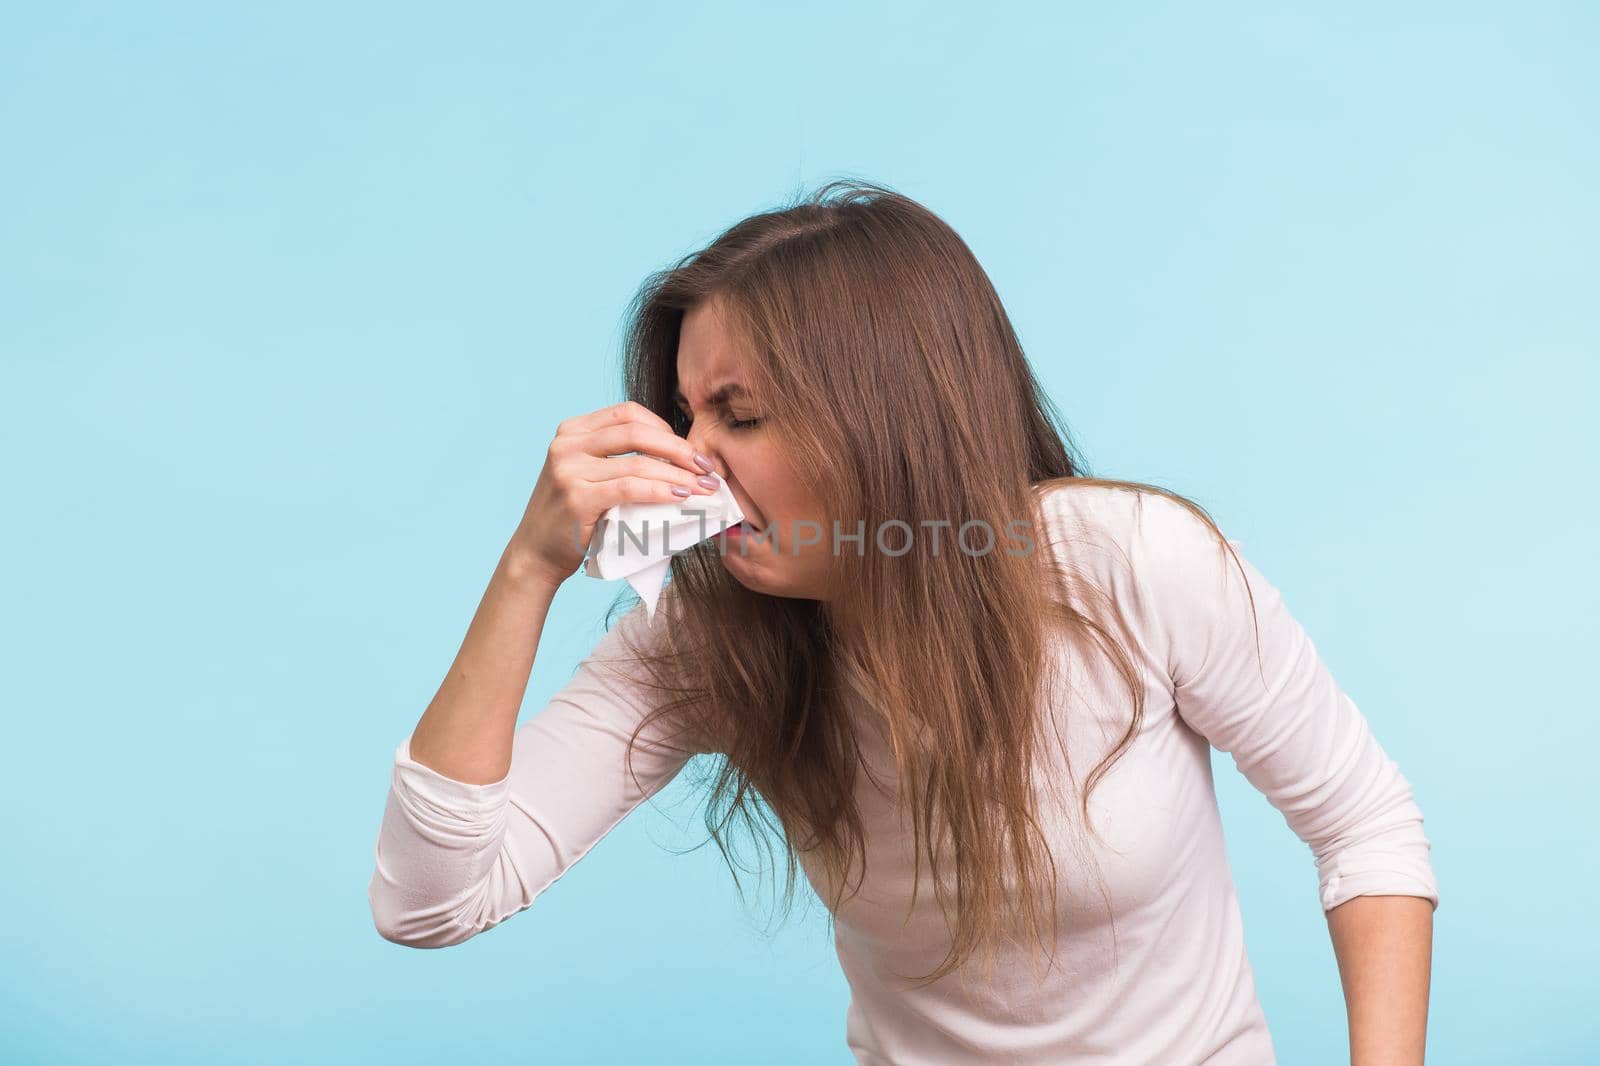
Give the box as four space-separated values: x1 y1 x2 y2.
676 296 748 396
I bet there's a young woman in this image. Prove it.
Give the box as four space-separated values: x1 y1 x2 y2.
367 181 1438 1064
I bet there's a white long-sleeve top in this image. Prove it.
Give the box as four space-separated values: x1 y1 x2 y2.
367 482 1439 1064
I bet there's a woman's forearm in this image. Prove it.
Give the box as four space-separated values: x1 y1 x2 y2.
405 541 565 785
1325 894 1435 1065
400 401 717 786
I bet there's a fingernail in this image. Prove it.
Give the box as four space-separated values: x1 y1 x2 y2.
671 486 691 497
696 475 718 490
693 453 715 473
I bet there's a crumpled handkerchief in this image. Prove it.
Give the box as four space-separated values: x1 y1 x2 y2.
583 474 745 622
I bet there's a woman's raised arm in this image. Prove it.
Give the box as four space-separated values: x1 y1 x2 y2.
367 400 719 947
405 399 715 785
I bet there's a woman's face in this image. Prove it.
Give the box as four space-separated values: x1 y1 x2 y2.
676 294 833 601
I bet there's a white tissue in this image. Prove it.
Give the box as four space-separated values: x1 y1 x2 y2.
582 474 745 622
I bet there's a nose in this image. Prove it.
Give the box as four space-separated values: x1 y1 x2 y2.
685 422 726 479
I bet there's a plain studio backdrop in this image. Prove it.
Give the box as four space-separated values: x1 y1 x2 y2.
2 3 1595 1063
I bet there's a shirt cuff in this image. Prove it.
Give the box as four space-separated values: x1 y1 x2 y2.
392 733 512 826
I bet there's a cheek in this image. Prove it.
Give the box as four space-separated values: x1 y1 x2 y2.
733 449 783 507
756 450 810 505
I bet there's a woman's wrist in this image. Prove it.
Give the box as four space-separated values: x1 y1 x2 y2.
497 538 571 599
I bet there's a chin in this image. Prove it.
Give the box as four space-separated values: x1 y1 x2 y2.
723 558 828 603
719 553 790 596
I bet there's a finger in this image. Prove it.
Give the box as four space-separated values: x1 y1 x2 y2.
580 474 702 512
556 399 673 439
573 421 707 475
577 452 718 494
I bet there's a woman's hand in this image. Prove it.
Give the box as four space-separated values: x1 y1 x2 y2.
507 400 716 588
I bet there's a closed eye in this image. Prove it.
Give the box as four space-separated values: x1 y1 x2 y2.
676 404 762 433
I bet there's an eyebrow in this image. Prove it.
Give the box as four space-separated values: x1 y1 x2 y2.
672 382 750 409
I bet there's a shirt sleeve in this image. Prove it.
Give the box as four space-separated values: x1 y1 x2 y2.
366 600 701 947
1126 492 1440 914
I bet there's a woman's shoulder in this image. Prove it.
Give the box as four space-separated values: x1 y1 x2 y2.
1032 477 1139 531
1030 477 1244 605
1030 477 1155 561
1034 477 1235 548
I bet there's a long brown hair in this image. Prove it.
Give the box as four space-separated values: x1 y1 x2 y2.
603 178 1256 987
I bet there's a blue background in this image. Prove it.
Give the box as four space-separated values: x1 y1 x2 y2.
3 2 1595 1063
